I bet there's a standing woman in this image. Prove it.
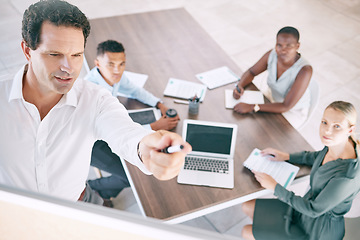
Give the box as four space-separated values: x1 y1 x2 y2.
233 26 312 129
242 101 360 240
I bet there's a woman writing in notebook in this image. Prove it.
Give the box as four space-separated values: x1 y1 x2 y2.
241 101 360 240
233 26 312 129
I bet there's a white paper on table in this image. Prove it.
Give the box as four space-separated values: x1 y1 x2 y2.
196 66 239 90
117 71 148 97
163 78 207 102
225 89 264 109
243 148 299 189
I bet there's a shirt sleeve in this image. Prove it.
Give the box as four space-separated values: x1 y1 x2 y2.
142 124 152 130
289 150 321 166
94 89 154 174
274 177 357 218
118 74 160 107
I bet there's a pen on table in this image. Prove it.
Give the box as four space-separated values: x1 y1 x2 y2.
161 144 184 153
173 99 189 105
198 89 204 101
263 153 275 158
189 95 197 102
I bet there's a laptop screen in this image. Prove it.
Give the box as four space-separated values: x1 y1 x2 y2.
185 123 233 155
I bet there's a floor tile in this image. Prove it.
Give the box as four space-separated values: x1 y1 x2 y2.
224 216 252 239
112 187 138 211
310 51 360 96
205 204 248 233
331 35 360 68
344 217 360 240
180 216 219 232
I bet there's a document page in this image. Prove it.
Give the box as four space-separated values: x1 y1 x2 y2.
196 66 239 90
163 78 207 102
243 148 299 189
117 71 148 98
225 89 264 109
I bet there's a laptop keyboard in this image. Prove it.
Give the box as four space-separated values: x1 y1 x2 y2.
184 156 229 174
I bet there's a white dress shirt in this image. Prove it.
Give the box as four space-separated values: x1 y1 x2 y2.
0 65 153 201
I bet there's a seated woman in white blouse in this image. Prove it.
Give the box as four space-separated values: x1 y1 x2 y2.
233 26 313 129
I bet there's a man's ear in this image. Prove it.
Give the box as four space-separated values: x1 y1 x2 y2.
95 58 100 68
21 40 31 61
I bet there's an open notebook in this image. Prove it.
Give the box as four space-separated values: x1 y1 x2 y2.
163 78 207 102
196 66 239 89
225 89 264 109
116 71 148 98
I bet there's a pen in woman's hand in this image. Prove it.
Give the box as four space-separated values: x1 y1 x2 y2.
235 84 242 94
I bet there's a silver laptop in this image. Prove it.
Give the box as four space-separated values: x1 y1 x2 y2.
177 119 237 189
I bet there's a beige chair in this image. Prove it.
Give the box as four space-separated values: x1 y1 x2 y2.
298 79 320 130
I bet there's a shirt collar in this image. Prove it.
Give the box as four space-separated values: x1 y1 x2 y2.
92 67 120 96
8 64 78 108
56 81 78 108
8 65 26 102
95 67 117 88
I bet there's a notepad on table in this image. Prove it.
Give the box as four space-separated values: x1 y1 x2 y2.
117 71 148 98
196 66 239 90
225 89 264 109
163 78 207 102
243 148 299 189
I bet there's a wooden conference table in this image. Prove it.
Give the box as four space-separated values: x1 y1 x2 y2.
85 8 312 223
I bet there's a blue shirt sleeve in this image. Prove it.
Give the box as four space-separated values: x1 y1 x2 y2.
117 74 160 107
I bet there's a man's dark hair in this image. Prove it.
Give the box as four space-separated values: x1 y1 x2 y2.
277 26 300 42
97 40 125 57
22 0 91 50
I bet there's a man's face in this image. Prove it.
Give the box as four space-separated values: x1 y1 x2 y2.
95 51 126 86
24 21 84 95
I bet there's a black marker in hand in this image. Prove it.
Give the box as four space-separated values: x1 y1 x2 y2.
161 145 184 153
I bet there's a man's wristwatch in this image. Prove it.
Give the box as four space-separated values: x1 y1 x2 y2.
253 104 260 113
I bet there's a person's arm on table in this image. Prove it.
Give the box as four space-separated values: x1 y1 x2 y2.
233 50 270 100
233 64 312 114
150 101 180 131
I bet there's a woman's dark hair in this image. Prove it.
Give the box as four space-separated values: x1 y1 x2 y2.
277 26 300 42
22 0 91 50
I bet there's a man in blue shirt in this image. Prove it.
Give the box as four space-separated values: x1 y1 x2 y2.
86 40 180 205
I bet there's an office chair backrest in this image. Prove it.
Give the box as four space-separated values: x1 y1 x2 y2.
298 79 320 130
79 55 91 79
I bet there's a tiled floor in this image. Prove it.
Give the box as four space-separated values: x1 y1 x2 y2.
2 0 360 239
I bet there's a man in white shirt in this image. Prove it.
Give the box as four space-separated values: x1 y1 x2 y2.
85 40 180 203
0 0 190 204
